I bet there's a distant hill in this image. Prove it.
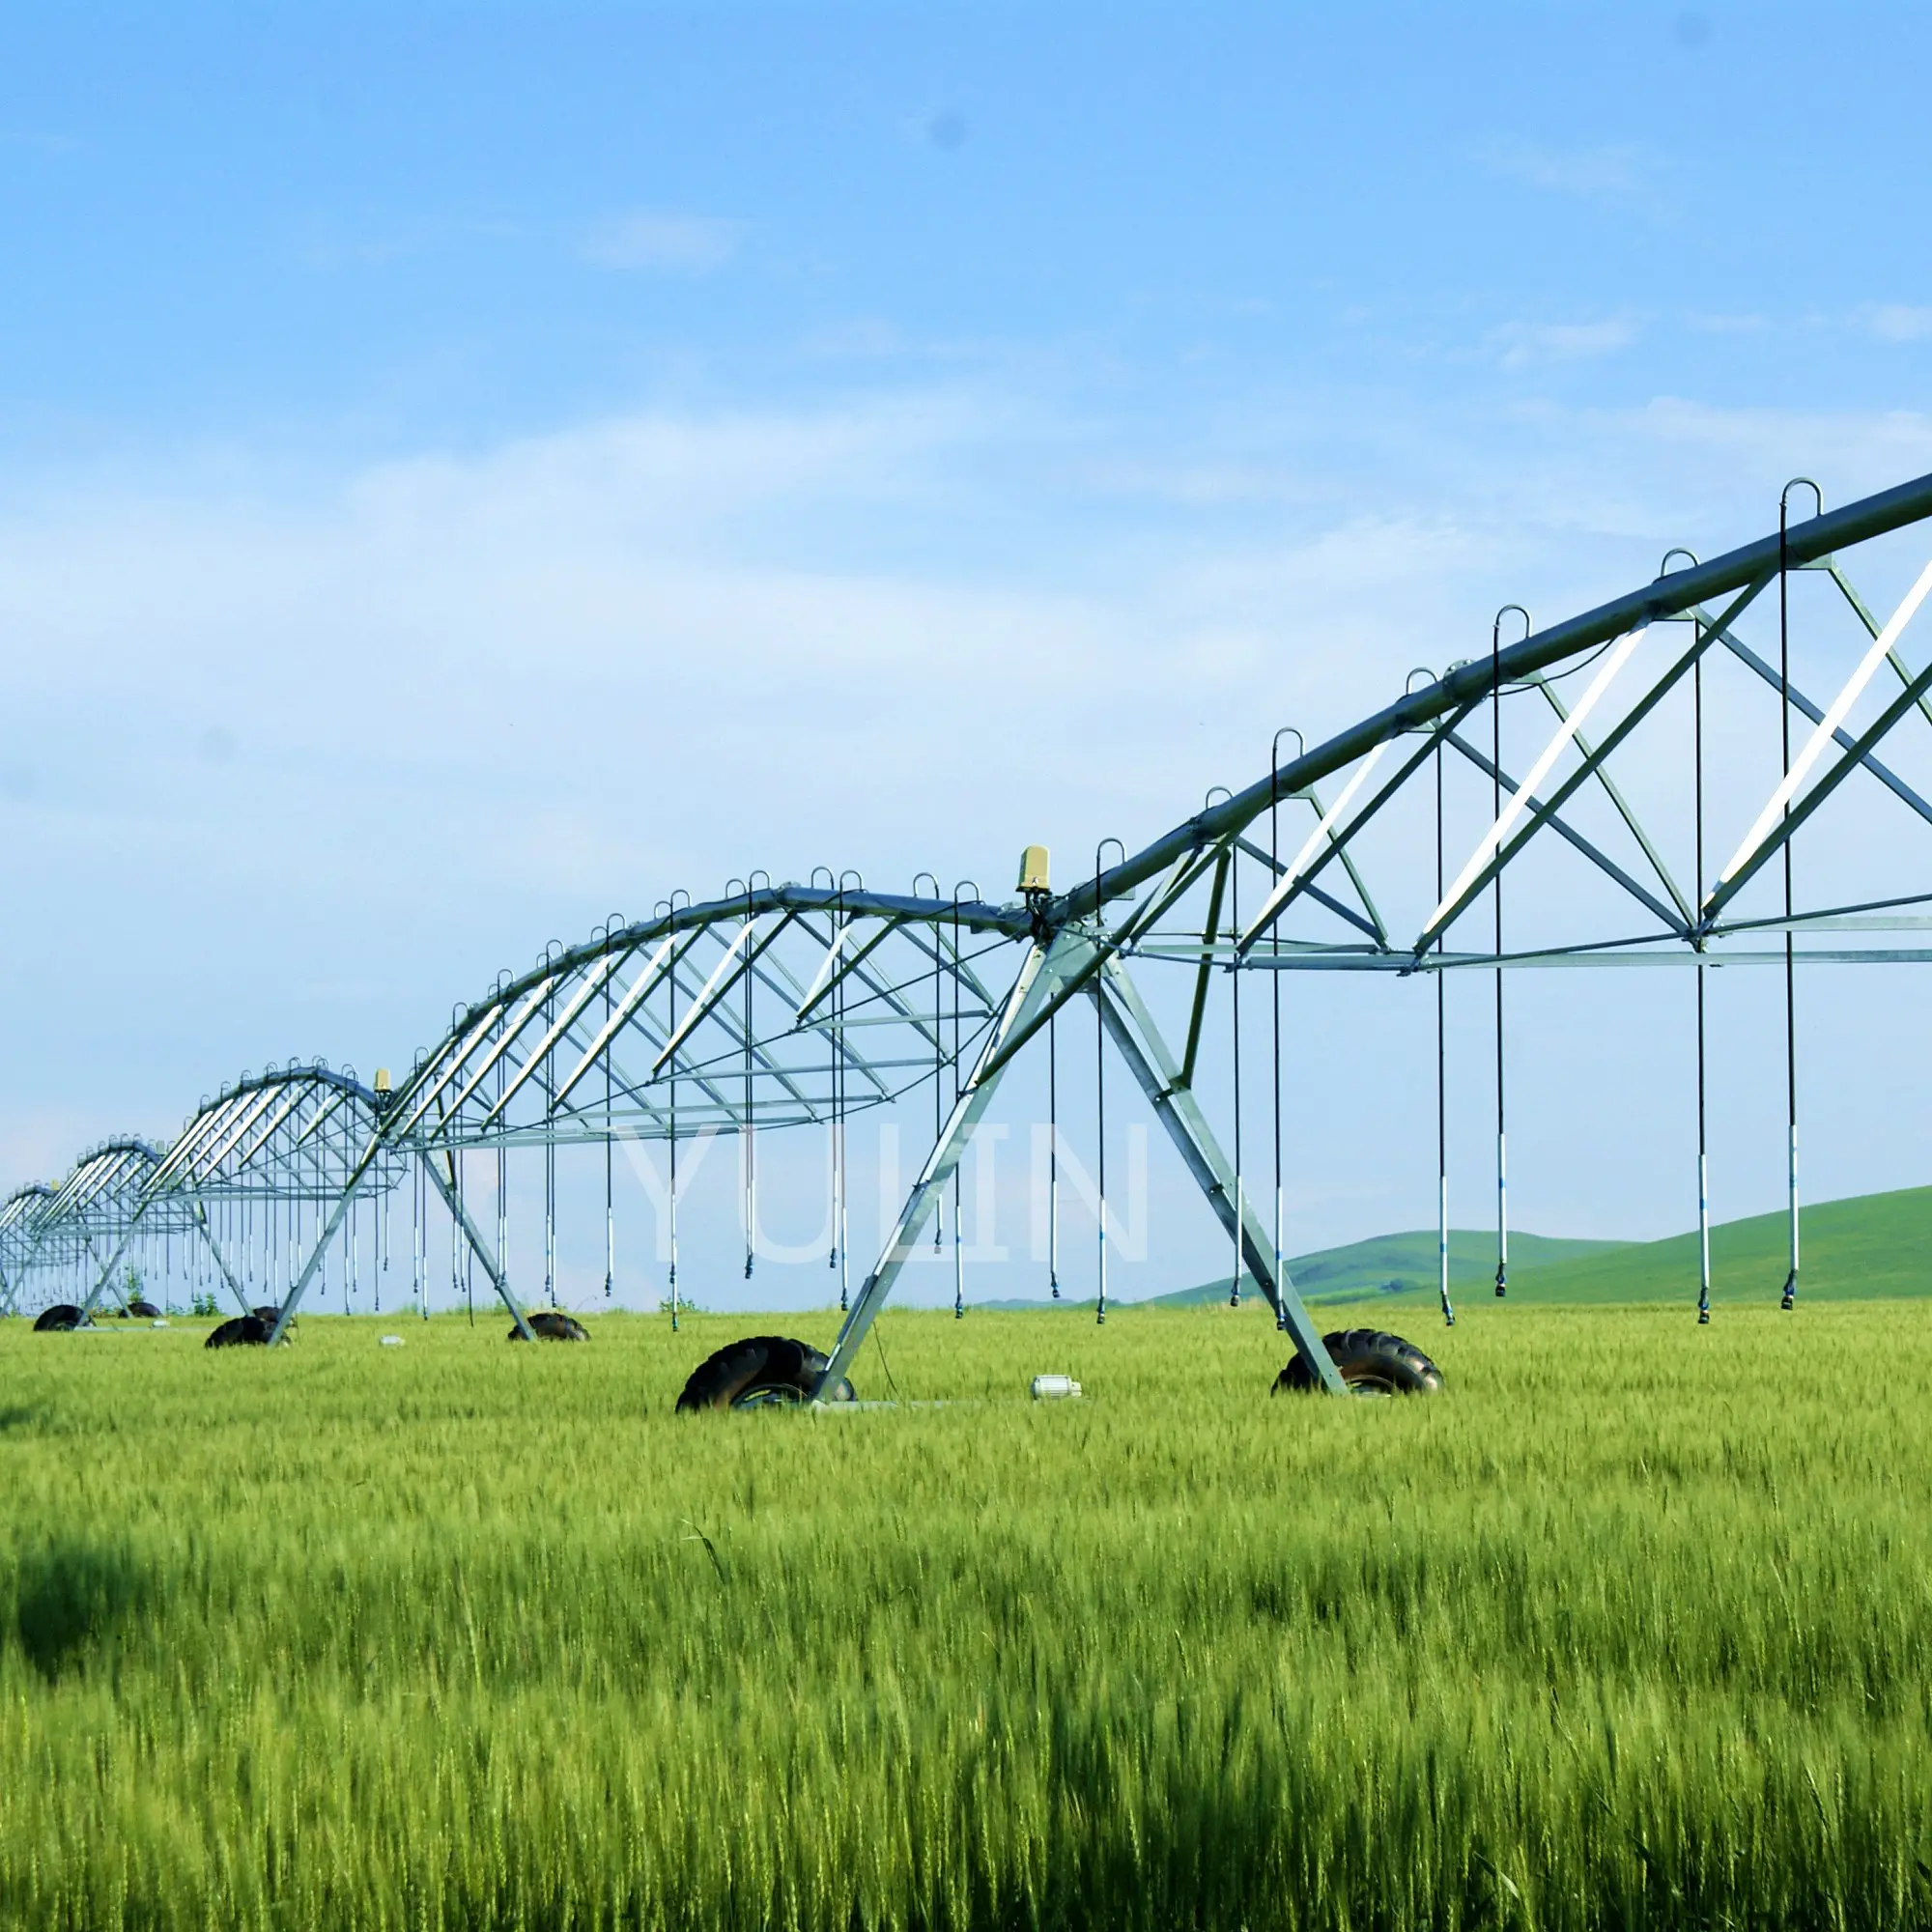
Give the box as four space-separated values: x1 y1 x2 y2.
973 1227 1625 1312
1450 1185 1932 1306
1142 1227 1628 1308
970 1187 1932 1311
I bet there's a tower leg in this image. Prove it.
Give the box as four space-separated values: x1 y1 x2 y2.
1091 953 1348 1393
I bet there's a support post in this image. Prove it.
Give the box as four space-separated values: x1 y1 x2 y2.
192 1206 256 1317
77 1228 140 1321
1092 955 1349 1393
0 1204 54 1317
815 930 1078 1391
265 1138 382 1345
420 1153 537 1341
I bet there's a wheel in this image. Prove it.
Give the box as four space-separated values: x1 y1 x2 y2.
206 1315 271 1349
675 1335 855 1411
32 1304 85 1333
509 1311 589 1342
1273 1328 1445 1396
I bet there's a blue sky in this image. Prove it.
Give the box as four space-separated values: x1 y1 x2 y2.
3 3 1925 454
4 4 1932 1308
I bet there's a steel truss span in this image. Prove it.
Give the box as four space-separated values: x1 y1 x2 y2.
11 469 1932 1388
391 886 1029 1154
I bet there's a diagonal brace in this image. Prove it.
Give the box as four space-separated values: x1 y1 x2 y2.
1823 559 1932 735
1235 837 1385 946
1712 623 1932 832
815 930 1078 1391
1180 850 1230 1088
1443 731 1688 934
1240 705 1480 955
1703 649 1932 922
1526 675 1692 923
1093 955 1346 1393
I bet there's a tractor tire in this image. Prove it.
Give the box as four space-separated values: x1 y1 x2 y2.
33 1304 85 1333
1273 1327 1445 1396
675 1334 854 1411
509 1311 589 1342
206 1315 271 1349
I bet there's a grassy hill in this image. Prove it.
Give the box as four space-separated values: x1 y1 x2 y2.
1145 1227 1627 1307
974 1186 1932 1311
974 1227 1624 1311
1450 1184 1932 1306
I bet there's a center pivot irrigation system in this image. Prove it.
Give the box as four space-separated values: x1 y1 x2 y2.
11 469 1932 1400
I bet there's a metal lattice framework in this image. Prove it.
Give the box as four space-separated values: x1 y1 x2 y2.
148 1066 403 1203
391 888 1027 1152
11 468 1932 1388
0 1185 56 1315
0 1140 198 1319
2 1070 410 1323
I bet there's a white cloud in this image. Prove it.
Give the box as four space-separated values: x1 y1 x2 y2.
5 387 1932 1273
804 318 909 359
1477 137 1660 202
1622 396 1932 496
579 211 741 273
1489 317 1639 369
0 392 1522 1104
1869 303 1932 343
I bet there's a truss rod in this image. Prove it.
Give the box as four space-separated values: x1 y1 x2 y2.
1701 620 1932 831
1716 557 1932 895
1423 627 1649 946
1240 705 1480 954
1232 837 1385 947
1069 469 1932 926
1822 559 1932 734
1705 647 1932 923
1441 731 1686 934
1526 674 1691 923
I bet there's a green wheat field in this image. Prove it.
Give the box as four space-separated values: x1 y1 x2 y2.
3 1294 1931 1930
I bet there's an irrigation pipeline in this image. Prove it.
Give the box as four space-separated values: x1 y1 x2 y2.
10 466 1932 1349
1061 469 1932 925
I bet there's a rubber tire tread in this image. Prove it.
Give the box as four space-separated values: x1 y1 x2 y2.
1273 1327 1445 1396
510 1311 589 1342
676 1334 853 1411
206 1315 271 1349
33 1304 84 1333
